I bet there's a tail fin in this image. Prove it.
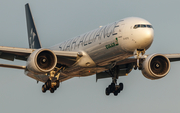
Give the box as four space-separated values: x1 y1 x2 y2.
25 3 42 49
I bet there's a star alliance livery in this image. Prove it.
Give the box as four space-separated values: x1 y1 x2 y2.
1 3 179 96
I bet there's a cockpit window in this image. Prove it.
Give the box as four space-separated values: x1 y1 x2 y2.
133 25 138 29
147 25 153 28
141 24 146 27
133 24 153 29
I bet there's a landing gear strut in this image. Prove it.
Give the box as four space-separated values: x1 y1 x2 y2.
105 66 124 96
134 49 145 70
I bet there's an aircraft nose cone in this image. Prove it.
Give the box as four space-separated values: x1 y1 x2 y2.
135 28 154 50
145 28 154 40
143 28 154 49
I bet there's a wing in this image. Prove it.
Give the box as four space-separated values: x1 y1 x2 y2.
0 46 78 68
96 53 180 80
0 46 34 61
0 46 77 83
116 53 180 66
163 54 180 62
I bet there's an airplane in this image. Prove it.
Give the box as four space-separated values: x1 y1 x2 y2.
0 3 179 96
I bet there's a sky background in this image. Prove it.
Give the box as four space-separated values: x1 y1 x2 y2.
0 0 180 113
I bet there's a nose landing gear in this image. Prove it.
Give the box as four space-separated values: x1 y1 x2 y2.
134 49 145 70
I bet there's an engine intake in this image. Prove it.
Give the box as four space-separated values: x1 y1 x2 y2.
27 48 57 74
141 54 170 80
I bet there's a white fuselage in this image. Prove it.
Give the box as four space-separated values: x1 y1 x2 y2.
50 17 154 75
26 17 154 82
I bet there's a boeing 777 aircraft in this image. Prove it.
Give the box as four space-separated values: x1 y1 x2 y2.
0 3 179 96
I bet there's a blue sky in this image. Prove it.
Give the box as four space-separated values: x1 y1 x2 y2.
0 0 180 113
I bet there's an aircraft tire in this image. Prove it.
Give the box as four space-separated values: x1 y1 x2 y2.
55 80 60 88
42 85 46 93
114 91 118 96
110 83 115 92
54 86 57 90
50 88 55 93
119 83 123 91
46 80 51 89
105 87 110 96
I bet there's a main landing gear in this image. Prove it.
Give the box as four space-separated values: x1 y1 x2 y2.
106 82 123 96
42 79 60 93
41 66 63 93
105 66 124 96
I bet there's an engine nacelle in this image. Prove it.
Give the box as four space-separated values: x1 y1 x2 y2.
26 48 57 74
141 54 170 80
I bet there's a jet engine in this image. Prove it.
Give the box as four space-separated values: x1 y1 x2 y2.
141 54 170 80
26 48 57 74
